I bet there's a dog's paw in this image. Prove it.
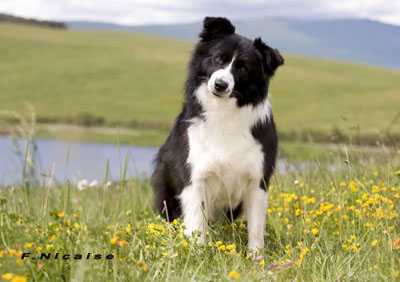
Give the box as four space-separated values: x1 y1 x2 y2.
184 229 206 245
247 248 264 262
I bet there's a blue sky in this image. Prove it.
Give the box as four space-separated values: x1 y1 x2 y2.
0 0 399 26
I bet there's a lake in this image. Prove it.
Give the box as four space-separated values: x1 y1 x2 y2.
0 135 303 186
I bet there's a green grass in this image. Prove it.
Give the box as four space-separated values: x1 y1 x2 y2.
0 23 400 146
1 157 399 281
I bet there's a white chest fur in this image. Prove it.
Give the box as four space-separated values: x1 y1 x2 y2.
186 84 271 212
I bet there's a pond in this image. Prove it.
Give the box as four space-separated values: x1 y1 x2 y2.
0 135 303 186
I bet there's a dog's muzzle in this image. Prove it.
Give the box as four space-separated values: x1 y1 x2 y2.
208 68 234 97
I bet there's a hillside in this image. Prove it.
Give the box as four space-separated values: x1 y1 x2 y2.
0 23 399 145
0 13 66 29
69 17 400 69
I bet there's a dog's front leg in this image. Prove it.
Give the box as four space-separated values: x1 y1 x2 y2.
179 182 209 243
244 185 268 254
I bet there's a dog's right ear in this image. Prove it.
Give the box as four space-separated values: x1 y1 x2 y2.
199 17 235 41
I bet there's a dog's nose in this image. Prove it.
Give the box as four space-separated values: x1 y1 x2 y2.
214 79 228 92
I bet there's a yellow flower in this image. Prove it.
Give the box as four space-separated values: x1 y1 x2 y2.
56 211 65 218
180 239 189 248
226 244 236 252
117 240 128 247
371 240 378 247
125 224 132 234
215 241 223 247
348 180 358 193
2 273 14 281
392 238 400 250
296 245 310 266
136 260 149 273
218 244 226 252
11 275 27 282
311 227 319 237
228 271 240 280
259 258 265 268
23 243 33 249
110 236 118 245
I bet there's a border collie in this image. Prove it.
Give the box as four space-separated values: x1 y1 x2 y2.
152 17 284 253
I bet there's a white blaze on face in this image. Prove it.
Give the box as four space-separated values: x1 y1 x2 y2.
207 56 235 96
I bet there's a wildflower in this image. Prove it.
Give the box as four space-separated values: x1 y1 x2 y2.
296 245 310 266
125 223 132 234
226 244 236 254
56 211 65 219
136 260 149 272
12 276 27 282
228 271 240 280
2 273 14 281
117 240 128 247
259 258 265 268
180 240 189 248
89 180 99 187
392 238 400 250
110 236 118 245
301 196 316 205
77 179 88 190
215 241 223 247
218 244 226 252
147 223 165 236
348 180 358 193
371 240 378 247
311 227 319 237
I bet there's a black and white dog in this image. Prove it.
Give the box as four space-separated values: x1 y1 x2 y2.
152 17 283 252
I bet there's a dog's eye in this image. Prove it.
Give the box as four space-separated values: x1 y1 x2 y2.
235 61 248 72
213 54 225 65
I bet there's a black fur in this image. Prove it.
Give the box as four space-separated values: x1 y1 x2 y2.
151 17 283 221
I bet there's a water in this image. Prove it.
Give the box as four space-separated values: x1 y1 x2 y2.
0 136 157 186
0 136 307 187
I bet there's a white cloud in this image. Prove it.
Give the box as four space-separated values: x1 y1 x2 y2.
0 0 399 26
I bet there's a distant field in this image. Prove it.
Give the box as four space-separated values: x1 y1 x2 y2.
0 23 399 145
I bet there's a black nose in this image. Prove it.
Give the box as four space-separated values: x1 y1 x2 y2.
214 79 228 92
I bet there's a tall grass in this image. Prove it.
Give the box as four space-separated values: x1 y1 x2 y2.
0 155 399 281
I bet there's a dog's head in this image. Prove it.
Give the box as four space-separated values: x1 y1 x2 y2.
190 17 284 107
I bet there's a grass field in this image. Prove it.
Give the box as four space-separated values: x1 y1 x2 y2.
1 23 400 146
0 156 399 281
1 22 400 281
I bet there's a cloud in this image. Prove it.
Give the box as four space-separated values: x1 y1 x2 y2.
0 0 399 26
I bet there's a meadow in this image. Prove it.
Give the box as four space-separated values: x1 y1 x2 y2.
1 22 400 282
0 156 399 281
1 23 400 147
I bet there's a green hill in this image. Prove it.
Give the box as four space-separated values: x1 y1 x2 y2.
0 23 399 145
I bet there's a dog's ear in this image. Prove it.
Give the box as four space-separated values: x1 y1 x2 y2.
199 17 235 41
253 37 284 76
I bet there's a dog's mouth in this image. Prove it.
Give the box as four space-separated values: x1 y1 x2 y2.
212 90 228 97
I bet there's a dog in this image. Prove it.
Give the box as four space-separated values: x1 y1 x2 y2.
151 17 284 253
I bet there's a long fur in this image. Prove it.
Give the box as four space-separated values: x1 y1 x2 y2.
151 17 283 251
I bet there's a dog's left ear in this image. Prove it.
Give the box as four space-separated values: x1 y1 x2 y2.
254 38 284 76
199 17 235 41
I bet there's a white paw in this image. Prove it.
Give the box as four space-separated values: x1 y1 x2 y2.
184 228 206 244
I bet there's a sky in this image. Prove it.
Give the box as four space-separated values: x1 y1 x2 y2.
0 0 399 26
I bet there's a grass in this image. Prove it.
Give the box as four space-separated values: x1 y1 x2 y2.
0 155 400 281
1 23 400 146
